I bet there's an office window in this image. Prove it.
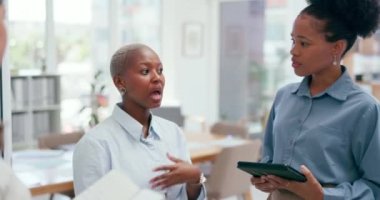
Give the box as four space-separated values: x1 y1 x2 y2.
8 0 46 73
7 0 162 148
54 0 95 131
120 0 161 52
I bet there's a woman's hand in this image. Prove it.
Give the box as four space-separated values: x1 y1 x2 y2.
150 153 201 190
264 165 323 200
251 175 277 193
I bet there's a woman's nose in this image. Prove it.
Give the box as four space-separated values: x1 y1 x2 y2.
152 71 163 82
290 45 298 56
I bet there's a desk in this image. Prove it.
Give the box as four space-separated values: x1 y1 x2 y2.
14 132 248 197
12 149 74 196
187 132 236 163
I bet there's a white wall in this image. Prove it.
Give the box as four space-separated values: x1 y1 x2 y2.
161 0 219 125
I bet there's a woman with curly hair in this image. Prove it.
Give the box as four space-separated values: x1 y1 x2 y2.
251 0 380 199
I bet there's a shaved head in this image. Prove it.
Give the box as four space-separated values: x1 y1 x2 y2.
110 43 153 78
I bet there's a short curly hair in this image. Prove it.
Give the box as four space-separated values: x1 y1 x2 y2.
109 43 152 78
302 0 380 55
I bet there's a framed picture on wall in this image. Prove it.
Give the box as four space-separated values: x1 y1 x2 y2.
182 22 203 57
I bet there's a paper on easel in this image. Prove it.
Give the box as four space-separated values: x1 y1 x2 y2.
74 170 165 200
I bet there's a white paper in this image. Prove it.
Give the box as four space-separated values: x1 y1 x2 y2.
74 170 164 200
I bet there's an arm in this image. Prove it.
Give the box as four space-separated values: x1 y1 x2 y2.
323 104 380 199
257 165 323 200
150 126 205 200
261 104 275 163
252 104 276 193
73 137 110 195
178 125 205 200
259 104 380 199
150 153 203 200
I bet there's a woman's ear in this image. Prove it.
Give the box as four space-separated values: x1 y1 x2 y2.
333 39 347 56
113 75 125 90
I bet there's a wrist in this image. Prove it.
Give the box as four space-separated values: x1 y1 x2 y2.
189 172 206 185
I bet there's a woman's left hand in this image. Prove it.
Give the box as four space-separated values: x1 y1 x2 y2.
150 153 201 190
265 165 323 200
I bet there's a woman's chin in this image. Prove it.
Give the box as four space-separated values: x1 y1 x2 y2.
150 102 162 109
294 69 308 77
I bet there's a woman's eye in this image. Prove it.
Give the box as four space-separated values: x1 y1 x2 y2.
300 41 309 47
141 69 149 75
158 68 163 75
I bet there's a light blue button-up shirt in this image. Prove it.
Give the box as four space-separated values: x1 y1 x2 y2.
262 67 380 199
73 104 205 200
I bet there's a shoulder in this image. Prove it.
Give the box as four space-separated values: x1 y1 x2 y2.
275 82 300 99
74 118 116 155
279 82 299 92
152 115 185 140
152 115 182 131
348 84 380 112
80 117 117 143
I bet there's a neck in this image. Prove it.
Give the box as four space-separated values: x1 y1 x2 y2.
120 103 151 138
309 66 342 96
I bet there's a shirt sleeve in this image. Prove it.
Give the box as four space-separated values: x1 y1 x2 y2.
261 104 275 164
323 104 380 199
73 136 110 195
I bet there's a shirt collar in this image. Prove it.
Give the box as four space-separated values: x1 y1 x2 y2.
291 66 353 101
111 104 161 141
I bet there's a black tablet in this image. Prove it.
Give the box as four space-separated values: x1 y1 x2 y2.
237 161 307 182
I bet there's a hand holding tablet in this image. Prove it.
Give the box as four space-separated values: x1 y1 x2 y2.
237 161 307 182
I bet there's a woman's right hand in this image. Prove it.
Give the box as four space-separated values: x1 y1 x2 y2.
251 175 277 193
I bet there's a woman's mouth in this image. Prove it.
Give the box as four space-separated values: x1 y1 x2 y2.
150 90 162 101
292 60 302 68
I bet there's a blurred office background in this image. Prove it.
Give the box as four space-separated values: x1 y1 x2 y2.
2 0 380 199
3 0 311 149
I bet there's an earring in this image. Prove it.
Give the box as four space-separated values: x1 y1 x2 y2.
333 55 338 66
119 88 126 96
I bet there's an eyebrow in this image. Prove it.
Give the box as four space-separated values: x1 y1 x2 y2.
290 34 311 42
137 61 162 67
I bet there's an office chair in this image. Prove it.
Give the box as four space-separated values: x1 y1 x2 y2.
206 139 262 200
210 121 249 139
38 131 84 149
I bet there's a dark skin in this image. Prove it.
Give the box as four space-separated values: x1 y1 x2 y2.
112 45 202 199
251 165 323 200
251 12 349 200
113 46 164 137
